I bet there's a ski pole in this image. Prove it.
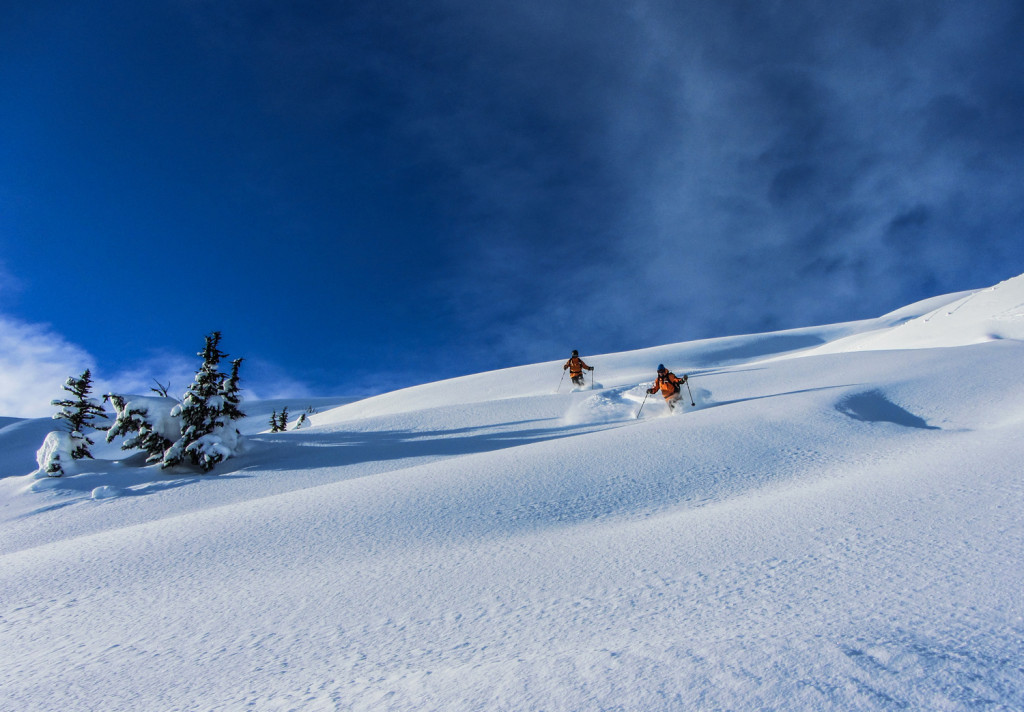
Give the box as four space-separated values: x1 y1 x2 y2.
636 390 650 419
684 376 695 406
556 369 566 393
591 368 595 389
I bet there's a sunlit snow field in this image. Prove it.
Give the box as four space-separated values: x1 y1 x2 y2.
2 276 1024 710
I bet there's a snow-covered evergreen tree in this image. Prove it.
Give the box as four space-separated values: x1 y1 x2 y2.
270 410 281 433
104 394 181 463
50 369 107 460
221 358 245 421
278 406 289 432
161 332 246 472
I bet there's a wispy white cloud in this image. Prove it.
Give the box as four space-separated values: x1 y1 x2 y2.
0 315 96 418
0 314 322 418
0 314 209 418
234 357 315 402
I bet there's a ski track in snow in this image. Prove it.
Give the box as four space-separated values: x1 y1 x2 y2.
3 276 1024 710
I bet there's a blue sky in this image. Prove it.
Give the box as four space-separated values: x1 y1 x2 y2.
2 0 1023 416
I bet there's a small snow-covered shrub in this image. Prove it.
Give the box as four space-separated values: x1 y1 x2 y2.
105 394 181 463
36 430 79 477
175 426 242 473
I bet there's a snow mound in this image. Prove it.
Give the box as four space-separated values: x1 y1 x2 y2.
35 430 78 477
91 485 124 500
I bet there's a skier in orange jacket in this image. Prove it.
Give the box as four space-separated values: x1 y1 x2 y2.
563 350 594 387
647 364 687 411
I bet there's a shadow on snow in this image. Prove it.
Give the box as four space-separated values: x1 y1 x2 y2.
836 391 940 430
240 417 612 473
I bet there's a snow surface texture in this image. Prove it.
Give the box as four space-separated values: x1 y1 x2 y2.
2 276 1024 710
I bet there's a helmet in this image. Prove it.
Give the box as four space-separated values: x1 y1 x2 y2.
572 350 579 356
657 364 666 372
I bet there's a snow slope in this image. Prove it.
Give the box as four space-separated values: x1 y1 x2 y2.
2 275 1024 711
801 276 1024 353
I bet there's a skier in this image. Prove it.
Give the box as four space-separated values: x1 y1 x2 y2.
563 350 594 387
647 364 687 411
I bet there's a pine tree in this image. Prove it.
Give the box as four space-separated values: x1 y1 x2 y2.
51 369 107 460
221 358 245 421
161 332 246 472
278 406 289 432
270 410 280 433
